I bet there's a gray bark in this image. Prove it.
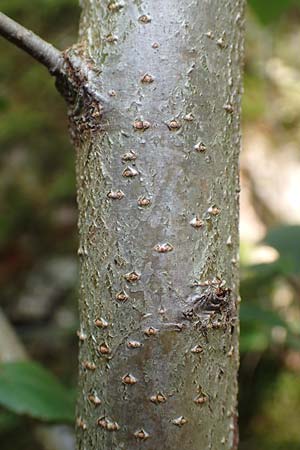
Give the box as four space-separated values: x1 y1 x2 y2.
73 1 245 450
0 0 244 449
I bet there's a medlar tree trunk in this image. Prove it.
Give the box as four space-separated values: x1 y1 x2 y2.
0 1 245 448
74 1 244 449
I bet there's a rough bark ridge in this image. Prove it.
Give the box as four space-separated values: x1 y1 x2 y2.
74 1 244 449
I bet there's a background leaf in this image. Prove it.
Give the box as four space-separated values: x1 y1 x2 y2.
263 225 300 274
0 361 75 423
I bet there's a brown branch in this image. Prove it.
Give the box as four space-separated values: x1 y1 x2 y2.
0 12 64 75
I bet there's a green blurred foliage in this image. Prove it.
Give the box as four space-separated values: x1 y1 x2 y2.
264 225 300 274
0 0 79 279
249 0 300 24
239 225 300 449
0 410 21 433
239 4 300 448
257 372 300 447
0 362 75 422
0 0 80 447
240 225 300 353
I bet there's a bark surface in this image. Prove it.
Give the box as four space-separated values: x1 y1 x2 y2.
73 1 244 449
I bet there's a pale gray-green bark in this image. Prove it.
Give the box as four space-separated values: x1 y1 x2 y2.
73 1 244 449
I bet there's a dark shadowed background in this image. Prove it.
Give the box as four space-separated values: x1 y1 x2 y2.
1 1 300 449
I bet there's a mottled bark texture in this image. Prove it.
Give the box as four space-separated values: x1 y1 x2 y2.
73 1 244 449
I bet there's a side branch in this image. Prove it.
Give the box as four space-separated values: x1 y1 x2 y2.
0 12 64 75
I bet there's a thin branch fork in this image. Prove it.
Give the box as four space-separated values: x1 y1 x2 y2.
0 12 105 116
0 11 64 75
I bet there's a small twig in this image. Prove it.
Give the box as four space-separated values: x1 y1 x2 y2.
0 12 64 75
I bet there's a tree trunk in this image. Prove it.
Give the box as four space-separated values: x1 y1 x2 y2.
73 1 244 449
